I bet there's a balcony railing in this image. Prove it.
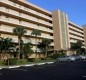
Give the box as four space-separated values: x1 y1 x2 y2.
0 0 52 21
0 15 53 33
0 8 53 27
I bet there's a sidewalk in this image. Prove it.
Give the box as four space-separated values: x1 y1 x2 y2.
0 62 54 69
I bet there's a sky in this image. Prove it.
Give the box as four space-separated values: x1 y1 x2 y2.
27 0 86 26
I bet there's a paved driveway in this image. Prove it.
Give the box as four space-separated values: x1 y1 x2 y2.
0 61 86 80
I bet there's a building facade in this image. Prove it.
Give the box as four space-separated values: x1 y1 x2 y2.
52 10 70 51
0 0 54 58
52 10 85 55
68 21 84 48
83 25 86 48
0 0 86 57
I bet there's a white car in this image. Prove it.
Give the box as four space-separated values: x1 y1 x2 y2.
55 56 76 62
75 55 86 60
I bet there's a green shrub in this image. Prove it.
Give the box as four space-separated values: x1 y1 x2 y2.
40 58 46 60
6 58 17 65
17 59 27 64
51 52 66 59
51 53 60 59
0 60 5 65
60 52 66 57
27 58 35 62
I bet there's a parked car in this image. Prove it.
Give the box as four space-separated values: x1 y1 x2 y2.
75 55 86 60
55 56 76 63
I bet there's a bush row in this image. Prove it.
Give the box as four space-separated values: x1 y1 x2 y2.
50 52 66 59
0 57 53 65
0 53 66 65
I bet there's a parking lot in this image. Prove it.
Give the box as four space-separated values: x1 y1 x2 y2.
0 61 86 80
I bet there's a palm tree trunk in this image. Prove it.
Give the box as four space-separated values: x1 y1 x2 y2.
0 50 2 60
7 52 9 66
35 36 37 59
0 53 1 60
22 54 24 59
45 46 48 58
18 38 20 59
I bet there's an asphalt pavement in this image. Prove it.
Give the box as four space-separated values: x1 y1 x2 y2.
0 61 86 80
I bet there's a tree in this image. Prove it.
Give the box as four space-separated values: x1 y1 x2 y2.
13 27 27 59
37 42 45 52
76 40 84 54
0 37 4 53
23 42 33 58
3 38 14 65
42 38 52 58
0 37 14 60
80 48 86 55
3 38 13 53
31 29 41 58
0 37 4 60
37 42 45 58
38 38 52 58
70 43 77 50
70 40 84 55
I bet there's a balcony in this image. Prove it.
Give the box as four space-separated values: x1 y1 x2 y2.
69 25 83 33
0 15 53 34
69 30 84 37
0 24 14 33
0 7 53 27
0 0 52 21
69 35 84 41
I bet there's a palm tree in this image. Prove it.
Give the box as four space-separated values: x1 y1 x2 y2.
37 42 46 58
70 43 77 50
80 48 86 55
4 37 13 53
76 40 84 54
37 42 45 52
31 29 41 58
42 38 52 58
0 37 4 53
37 38 52 58
0 37 4 60
70 40 84 55
23 42 33 58
0 37 13 60
13 27 27 59
3 38 13 65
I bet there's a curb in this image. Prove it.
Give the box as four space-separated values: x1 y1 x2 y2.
9 66 20 69
0 62 54 69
